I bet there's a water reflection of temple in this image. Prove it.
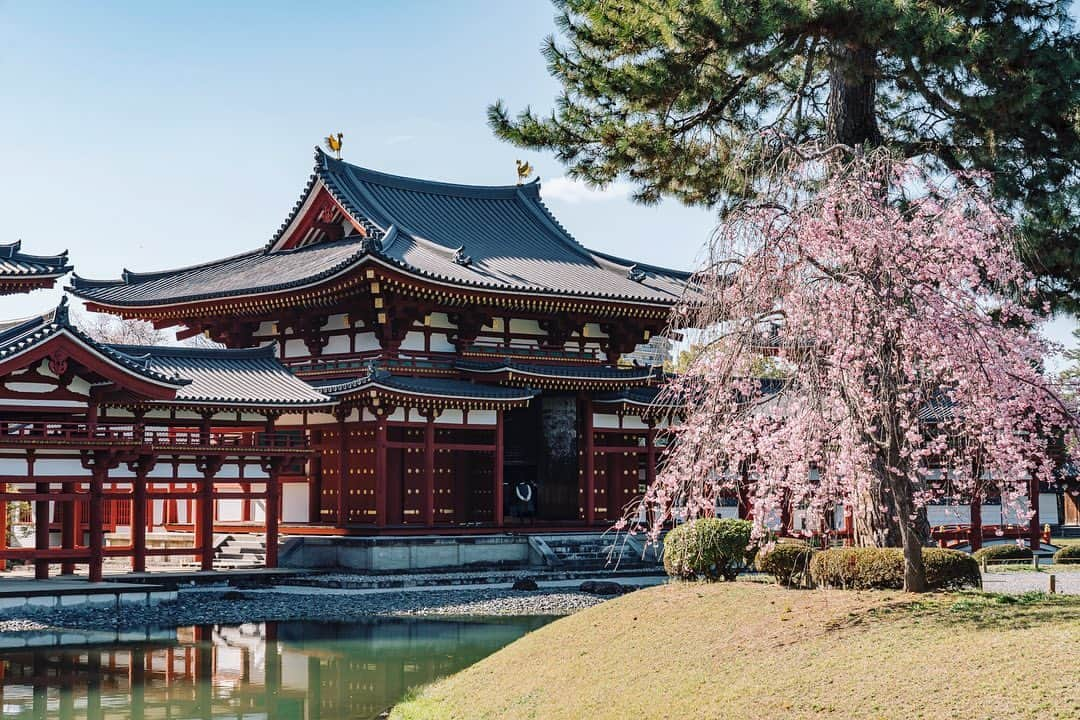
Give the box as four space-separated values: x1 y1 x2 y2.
0 618 543 719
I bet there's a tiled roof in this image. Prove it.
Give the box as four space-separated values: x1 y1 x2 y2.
0 299 187 388
314 372 537 402
594 386 670 407
107 344 334 407
456 359 662 383
0 241 72 285
70 150 691 308
69 238 369 307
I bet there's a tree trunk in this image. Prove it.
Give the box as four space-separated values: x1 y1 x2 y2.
826 44 881 148
888 472 928 593
852 481 902 547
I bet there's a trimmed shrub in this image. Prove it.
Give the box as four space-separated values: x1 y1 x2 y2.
755 542 816 587
923 549 982 590
1053 544 1080 565
810 547 980 590
972 544 1033 565
663 518 755 581
810 548 904 590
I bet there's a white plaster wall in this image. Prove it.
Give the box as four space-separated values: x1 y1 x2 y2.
5 381 57 394
470 410 496 426
324 335 350 355
217 499 243 522
283 339 308 359
583 323 608 339
324 314 349 331
400 331 426 351
429 312 456 329
593 413 621 429
282 483 309 523
509 318 542 335
435 409 464 425
355 332 380 352
429 333 455 352
31 459 87 477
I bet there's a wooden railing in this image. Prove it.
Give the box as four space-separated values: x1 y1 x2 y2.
0 422 308 451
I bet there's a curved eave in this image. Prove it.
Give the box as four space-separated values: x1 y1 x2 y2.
71 256 679 321
0 328 186 400
460 364 656 382
0 274 70 294
108 397 337 411
336 381 536 410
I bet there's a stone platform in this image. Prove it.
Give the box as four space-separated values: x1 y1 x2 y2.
0 577 176 615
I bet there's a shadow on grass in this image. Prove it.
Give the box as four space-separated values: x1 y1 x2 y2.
898 592 1080 631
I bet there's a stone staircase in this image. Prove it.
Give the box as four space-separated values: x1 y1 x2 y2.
214 535 267 569
530 533 662 570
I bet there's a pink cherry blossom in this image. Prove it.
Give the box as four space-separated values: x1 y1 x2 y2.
634 149 1079 591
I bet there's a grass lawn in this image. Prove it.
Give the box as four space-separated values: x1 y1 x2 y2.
391 583 1079 720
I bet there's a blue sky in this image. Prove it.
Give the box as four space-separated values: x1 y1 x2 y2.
0 1 1074 356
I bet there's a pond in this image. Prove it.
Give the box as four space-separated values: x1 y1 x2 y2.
0 616 552 719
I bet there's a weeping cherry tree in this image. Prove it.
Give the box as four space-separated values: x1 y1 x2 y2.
635 148 1078 592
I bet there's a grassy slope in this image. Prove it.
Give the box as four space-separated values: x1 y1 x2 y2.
392 583 1080 720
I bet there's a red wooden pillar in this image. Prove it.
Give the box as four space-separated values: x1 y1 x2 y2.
265 461 281 568
197 474 214 571
0 485 7 567
132 457 152 573
88 467 105 582
582 396 595 525
336 413 347 526
34 478 49 580
60 481 76 575
494 409 504 528
423 413 436 527
375 414 388 528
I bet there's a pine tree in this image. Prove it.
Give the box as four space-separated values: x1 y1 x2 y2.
490 0 1080 311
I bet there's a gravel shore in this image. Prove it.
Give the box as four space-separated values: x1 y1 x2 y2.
0 587 607 633
981 570 1080 595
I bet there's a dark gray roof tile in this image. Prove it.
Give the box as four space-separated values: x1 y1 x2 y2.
107 344 333 407
0 240 72 280
70 150 691 307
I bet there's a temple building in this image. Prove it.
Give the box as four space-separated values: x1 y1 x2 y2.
0 148 1075 580
2 148 684 578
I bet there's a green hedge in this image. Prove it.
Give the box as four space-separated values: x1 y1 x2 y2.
755 542 816 587
810 547 980 590
663 518 755 582
1053 544 1080 565
972 544 1033 564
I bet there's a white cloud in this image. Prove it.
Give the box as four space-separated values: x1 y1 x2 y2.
540 175 632 204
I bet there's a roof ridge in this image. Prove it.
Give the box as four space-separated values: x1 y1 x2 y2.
265 148 326 250
0 240 72 270
0 301 189 388
589 249 693 280
71 247 265 289
105 343 277 360
323 150 529 198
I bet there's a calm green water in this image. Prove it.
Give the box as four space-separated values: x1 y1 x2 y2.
0 616 551 719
